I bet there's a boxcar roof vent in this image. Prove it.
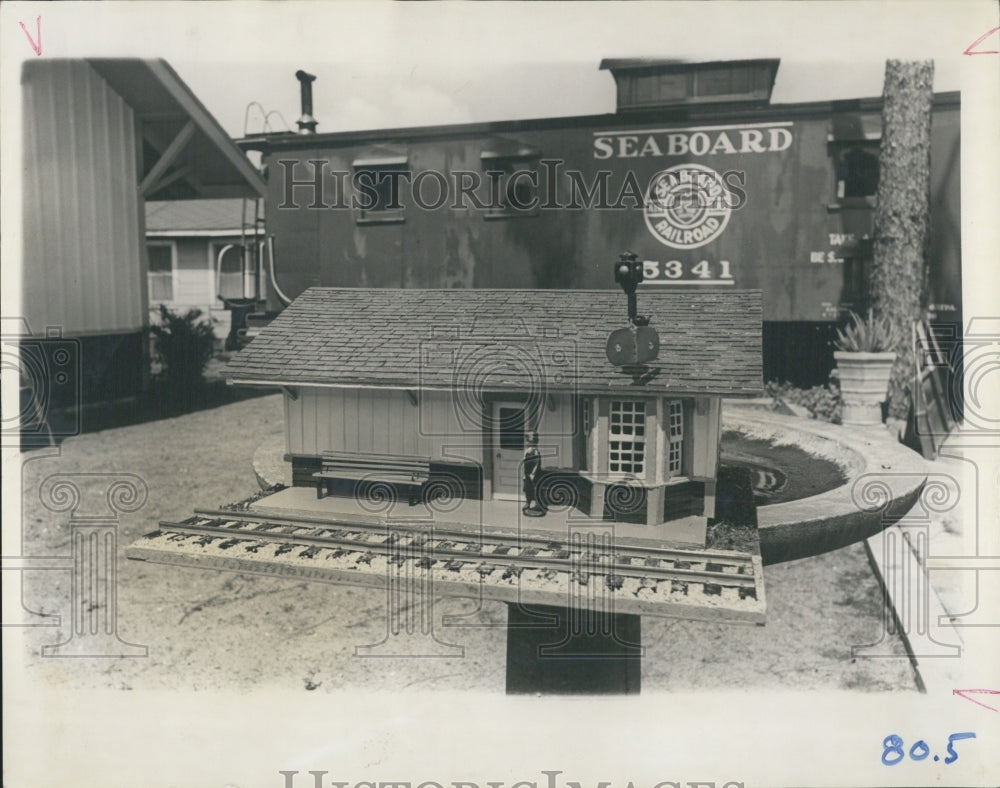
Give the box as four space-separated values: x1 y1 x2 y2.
295 70 318 134
600 58 780 112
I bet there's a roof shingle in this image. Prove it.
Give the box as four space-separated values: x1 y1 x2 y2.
145 199 259 232
225 288 763 397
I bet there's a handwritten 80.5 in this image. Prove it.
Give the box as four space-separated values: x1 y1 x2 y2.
881 732 976 766
641 259 733 282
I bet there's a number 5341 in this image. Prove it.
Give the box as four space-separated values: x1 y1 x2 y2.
642 259 732 280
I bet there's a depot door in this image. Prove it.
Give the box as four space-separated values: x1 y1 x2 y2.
492 402 526 499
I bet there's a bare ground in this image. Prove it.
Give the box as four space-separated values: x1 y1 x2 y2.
14 394 917 693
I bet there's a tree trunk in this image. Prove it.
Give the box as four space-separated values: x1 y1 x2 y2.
870 60 934 421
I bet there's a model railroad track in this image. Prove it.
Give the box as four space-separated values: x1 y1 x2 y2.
152 508 756 590
188 507 754 567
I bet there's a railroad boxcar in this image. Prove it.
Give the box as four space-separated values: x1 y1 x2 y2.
238 58 960 387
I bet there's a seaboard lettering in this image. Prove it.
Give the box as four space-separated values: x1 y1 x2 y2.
595 125 793 159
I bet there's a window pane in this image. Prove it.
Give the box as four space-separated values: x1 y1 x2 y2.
483 157 539 217
667 400 683 474
608 400 646 474
218 272 243 299
149 272 172 301
216 244 246 299
147 246 173 301
147 245 172 273
355 166 407 214
834 144 880 199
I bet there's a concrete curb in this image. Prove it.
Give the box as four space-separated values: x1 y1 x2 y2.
862 525 965 693
723 404 928 565
252 433 290 489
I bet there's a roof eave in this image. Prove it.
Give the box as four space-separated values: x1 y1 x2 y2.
144 59 267 199
226 376 763 399
88 58 267 200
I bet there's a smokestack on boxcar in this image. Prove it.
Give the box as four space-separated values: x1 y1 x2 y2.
295 70 318 134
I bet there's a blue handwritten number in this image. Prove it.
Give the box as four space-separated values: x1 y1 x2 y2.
882 734 905 765
944 732 976 764
909 740 930 761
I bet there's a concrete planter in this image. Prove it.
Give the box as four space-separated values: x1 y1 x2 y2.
834 351 896 425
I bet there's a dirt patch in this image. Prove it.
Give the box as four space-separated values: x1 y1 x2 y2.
705 520 759 552
642 541 917 692
14 394 917 694
721 430 847 505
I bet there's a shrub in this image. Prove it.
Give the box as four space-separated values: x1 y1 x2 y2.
150 305 216 406
765 379 842 423
705 520 759 552
834 309 903 353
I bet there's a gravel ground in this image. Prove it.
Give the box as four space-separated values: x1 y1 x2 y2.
15 394 917 693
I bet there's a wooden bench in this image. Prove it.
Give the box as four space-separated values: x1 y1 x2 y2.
312 451 432 505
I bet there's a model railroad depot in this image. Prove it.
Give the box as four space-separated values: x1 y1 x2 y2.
130 285 767 625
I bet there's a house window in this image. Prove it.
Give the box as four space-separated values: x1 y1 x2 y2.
352 158 408 224
667 400 684 476
147 243 174 302
608 400 645 474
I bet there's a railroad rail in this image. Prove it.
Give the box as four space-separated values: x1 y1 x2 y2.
129 507 766 622
156 510 757 590
197 506 754 566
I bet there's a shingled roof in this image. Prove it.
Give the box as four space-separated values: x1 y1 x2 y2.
225 288 763 397
146 199 260 233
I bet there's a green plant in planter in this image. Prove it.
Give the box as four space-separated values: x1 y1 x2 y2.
150 305 216 409
833 310 902 426
834 309 903 353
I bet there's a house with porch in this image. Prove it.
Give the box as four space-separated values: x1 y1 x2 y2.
145 198 264 347
224 286 762 547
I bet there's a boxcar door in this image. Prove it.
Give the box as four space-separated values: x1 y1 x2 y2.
492 402 526 499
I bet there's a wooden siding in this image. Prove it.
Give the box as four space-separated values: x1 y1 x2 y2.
535 393 576 469
285 387 485 463
22 60 144 336
173 238 215 305
689 397 721 478
663 480 706 520
285 388 579 474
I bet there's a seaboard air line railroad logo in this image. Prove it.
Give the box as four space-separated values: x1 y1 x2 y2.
644 163 736 250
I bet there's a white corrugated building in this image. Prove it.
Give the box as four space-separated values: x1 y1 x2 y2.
20 58 265 407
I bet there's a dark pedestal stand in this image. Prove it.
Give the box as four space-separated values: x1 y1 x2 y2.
505 603 642 694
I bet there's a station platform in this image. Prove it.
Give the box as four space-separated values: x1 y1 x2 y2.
237 399 983 695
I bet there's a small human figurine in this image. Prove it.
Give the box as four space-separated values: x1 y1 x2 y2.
522 431 545 517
